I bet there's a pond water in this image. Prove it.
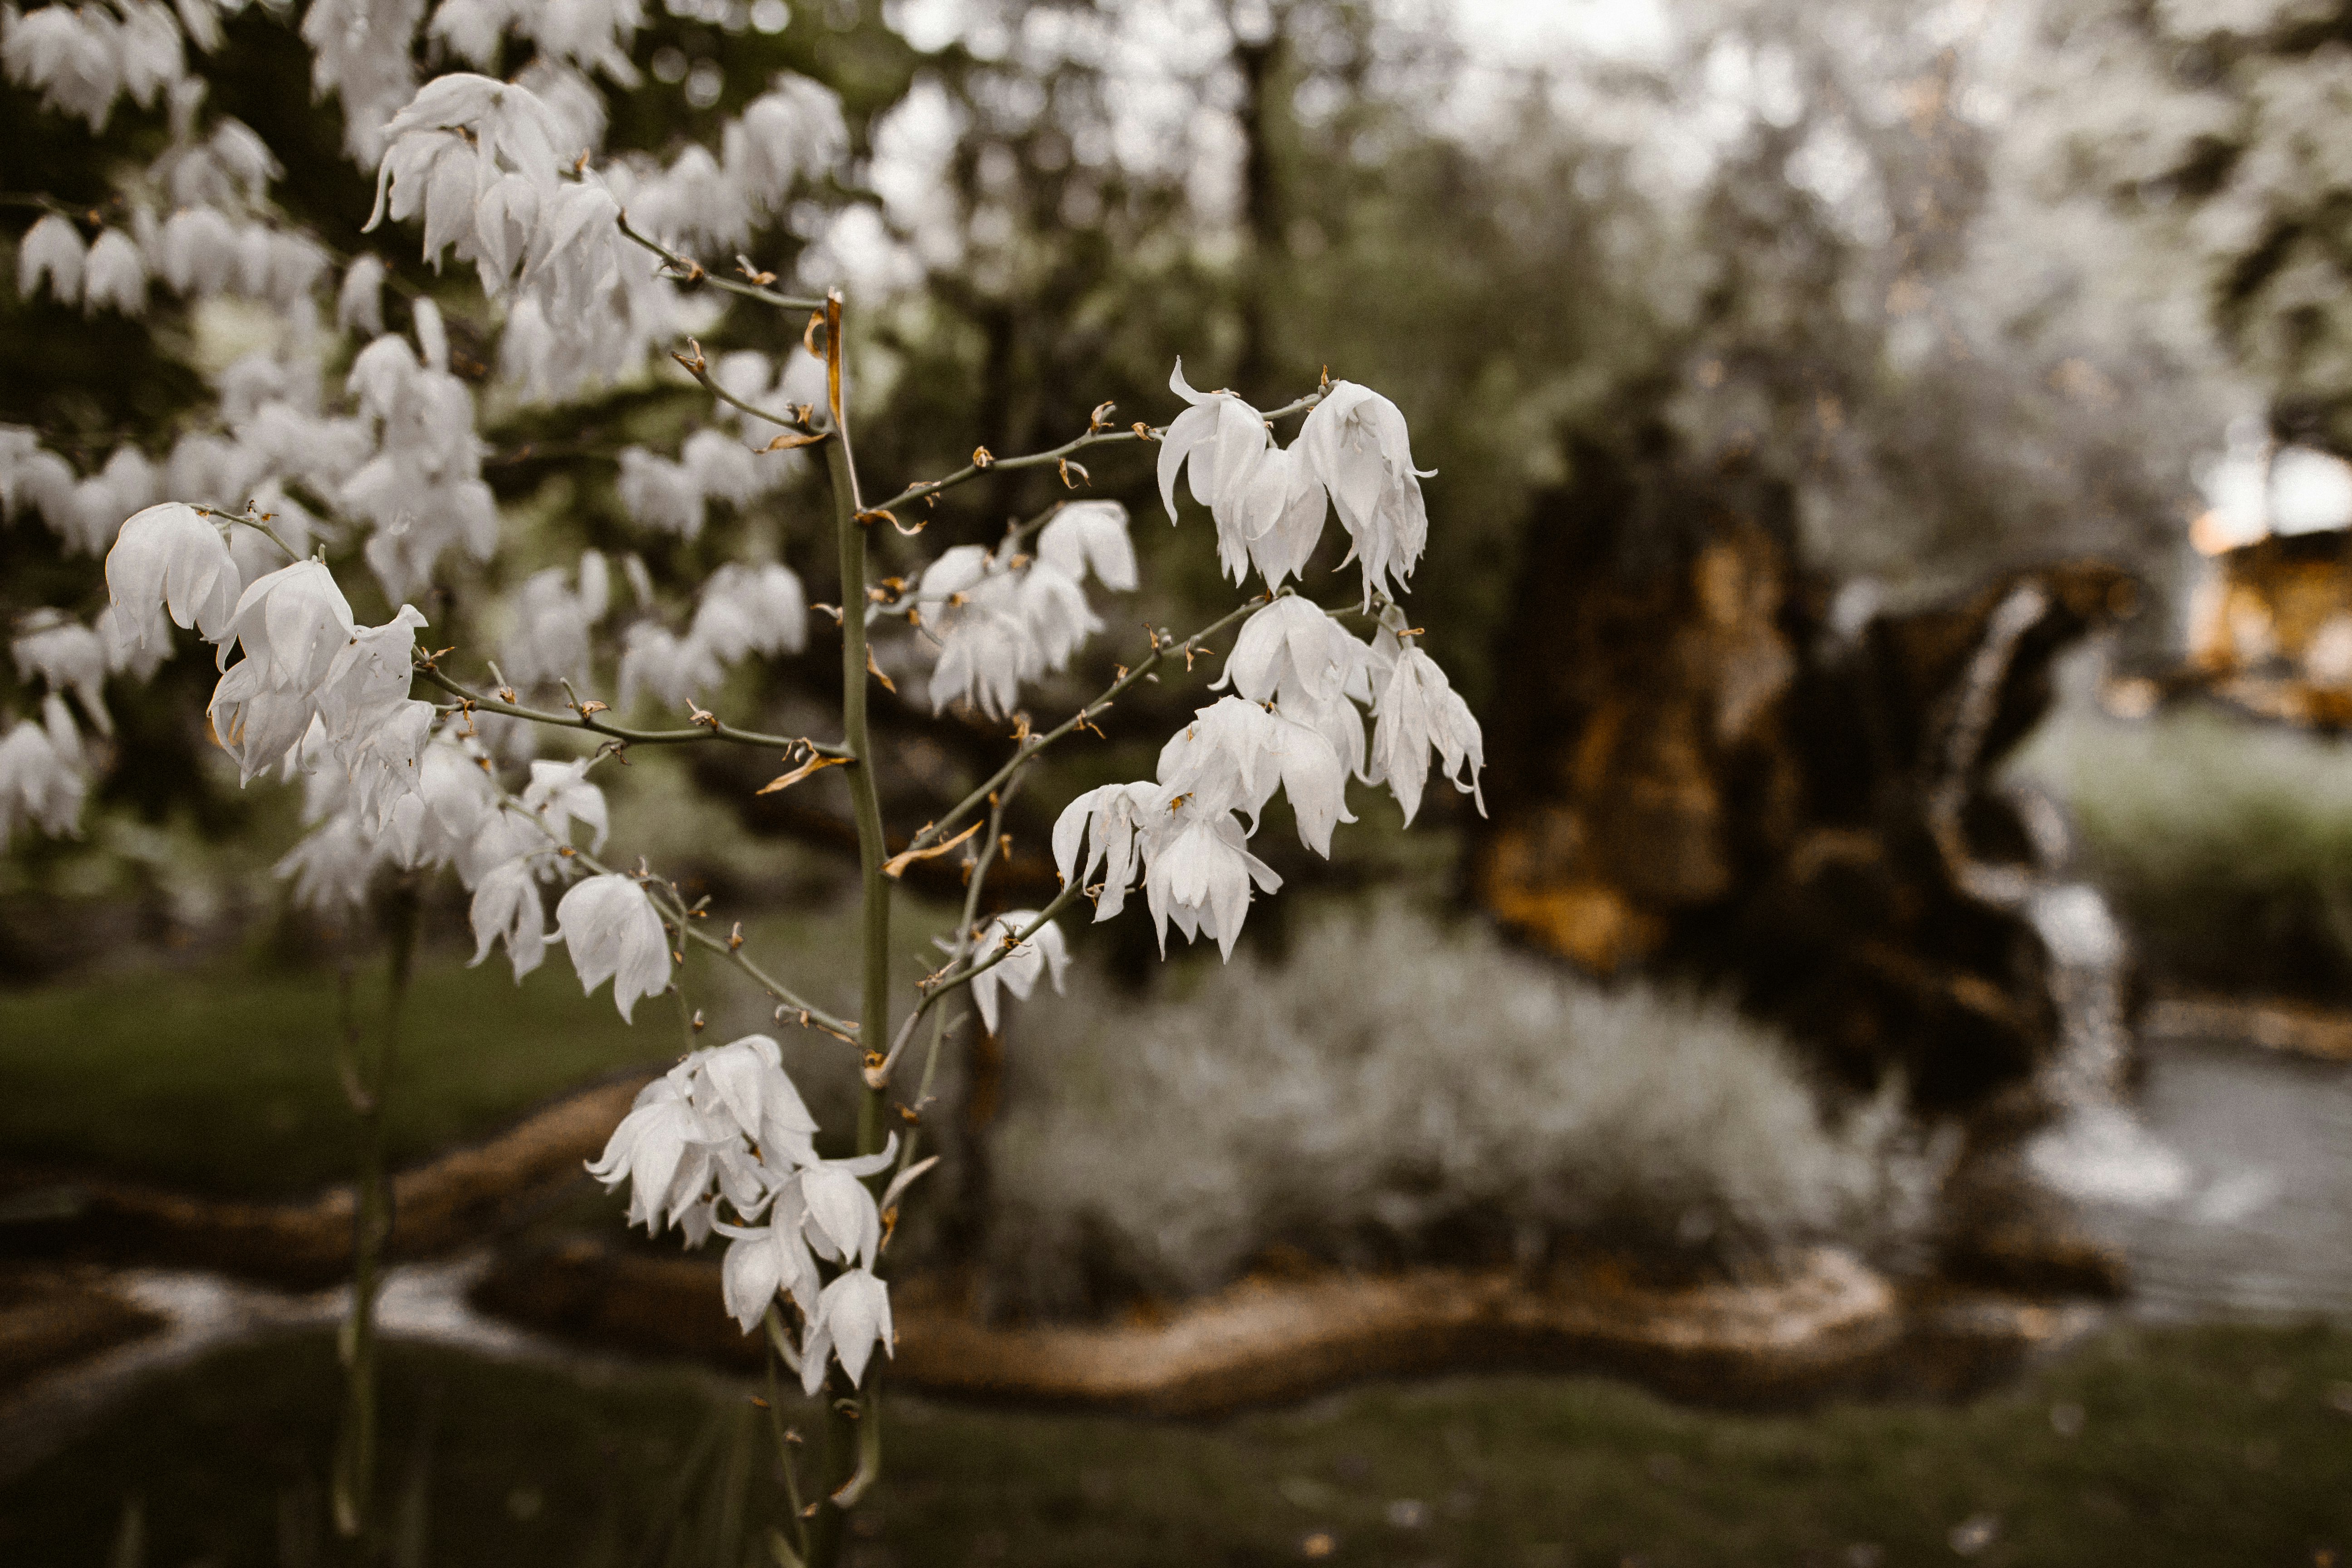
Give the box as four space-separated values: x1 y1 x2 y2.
2070 1034 2352 1323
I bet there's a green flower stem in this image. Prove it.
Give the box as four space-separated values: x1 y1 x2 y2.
332 878 419 1546
804 293 892 1568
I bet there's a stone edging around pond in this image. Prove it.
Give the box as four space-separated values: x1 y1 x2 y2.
2145 992 2352 1062
472 1237 2105 1416
0 1069 659 1289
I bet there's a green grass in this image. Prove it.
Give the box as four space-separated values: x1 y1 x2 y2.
3 1321 2347 1566
2008 701 2352 1000
0 898 930 1198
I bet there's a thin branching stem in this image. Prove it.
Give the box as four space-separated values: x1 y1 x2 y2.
413 663 851 756
616 213 828 312
515 807 861 1040
898 596 1265 860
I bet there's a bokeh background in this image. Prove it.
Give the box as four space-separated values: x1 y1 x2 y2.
5 1 2352 1563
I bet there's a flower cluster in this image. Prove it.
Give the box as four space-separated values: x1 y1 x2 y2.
1043 368 1482 960
1160 363 1431 605
915 501 1139 719
588 1034 917 1392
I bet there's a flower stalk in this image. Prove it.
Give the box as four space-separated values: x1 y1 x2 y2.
331 876 419 1545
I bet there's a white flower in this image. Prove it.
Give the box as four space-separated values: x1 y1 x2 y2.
414 739 498 853
719 1196 821 1330
1016 561 1100 673
105 501 241 647
157 206 238 297
617 621 723 711
616 447 706 538
1156 695 1354 857
798 1136 897 1271
16 214 85 303
1143 798 1281 960
1300 381 1431 606
522 757 609 850
723 74 848 212
221 560 356 691
342 697 436 829
1157 360 1269 547
922 555 1033 720
1267 710 1353 856
0 699 87 841
207 650 318 781
799 1266 893 1394
81 229 146 315
1222 595 1363 716
365 74 569 272
1051 779 1168 922
500 555 607 693
962 910 1070 1034
313 606 429 746
2 6 124 131
586 1067 727 1231
555 872 672 1021
1156 696 1281 825
691 1033 820 1169
11 614 109 733
682 427 762 508
467 855 549 980
1229 441 1329 589
337 254 386 335
1367 641 1485 826
1036 501 1137 590
274 808 378 911
691 561 807 662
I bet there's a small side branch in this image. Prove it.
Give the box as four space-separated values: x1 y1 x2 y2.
617 213 827 313
415 663 851 757
898 596 1265 860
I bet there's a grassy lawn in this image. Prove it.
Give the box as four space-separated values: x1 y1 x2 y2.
4 1320 2347 1566
2008 701 2352 1001
0 899 936 1198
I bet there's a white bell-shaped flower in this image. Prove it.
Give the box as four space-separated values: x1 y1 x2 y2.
616 621 725 711
0 701 87 841
1223 596 1362 716
467 855 549 980
1036 501 1137 591
1157 696 1282 827
221 560 356 689
1051 779 1168 922
207 652 318 781
313 605 428 746
1143 798 1281 960
105 501 241 647
1300 381 1431 607
798 1135 898 1270
1016 561 1100 673
963 910 1071 1033
800 1266 894 1394
522 757 609 851
11 614 109 734
15 214 85 303
1367 640 1485 826
1229 441 1329 589
555 872 672 1021
274 807 379 912
718 1193 822 1331
691 561 807 662
1158 360 1269 546
587 1066 729 1231
691 1034 820 1170
81 229 147 315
